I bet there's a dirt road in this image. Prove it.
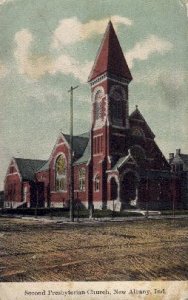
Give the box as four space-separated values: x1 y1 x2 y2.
0 217 187 281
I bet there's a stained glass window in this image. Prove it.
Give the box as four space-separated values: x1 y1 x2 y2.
132 127 144 137
55 154 67 191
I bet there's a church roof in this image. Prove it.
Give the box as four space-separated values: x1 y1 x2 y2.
14 158 47 181
37 132 90 172
112 155 136 171
88 21 132 82
64 132 89 160
74 135 91 165
37 160 50 172
129 106 155 139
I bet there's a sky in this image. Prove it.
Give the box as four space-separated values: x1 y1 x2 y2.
0 0 188 189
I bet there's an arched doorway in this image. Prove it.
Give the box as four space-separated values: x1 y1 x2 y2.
110 177 118 200
121 171 139 209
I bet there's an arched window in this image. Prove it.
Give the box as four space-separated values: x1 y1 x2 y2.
110 177 118 200
111 99 123 125
79 168 86 191
130 145 146 164
94 175 100 192
55 154 67 191
132 127 145 137
95 100 101 120
109 85 126 126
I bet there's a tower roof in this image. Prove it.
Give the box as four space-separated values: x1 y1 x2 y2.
88 21 132 82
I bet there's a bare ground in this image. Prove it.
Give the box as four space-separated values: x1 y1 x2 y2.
0 217 187 281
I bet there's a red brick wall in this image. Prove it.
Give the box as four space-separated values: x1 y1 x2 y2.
74 164 87 205
4 161 22 206
36 170 49 206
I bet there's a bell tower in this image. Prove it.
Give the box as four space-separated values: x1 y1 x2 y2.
88 21 132 158
88 21 132 208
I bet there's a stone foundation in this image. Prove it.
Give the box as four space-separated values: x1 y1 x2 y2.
107 199 121 211
50 202 64 208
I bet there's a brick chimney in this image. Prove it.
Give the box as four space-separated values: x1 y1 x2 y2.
176 149 181 155
169 153 174 160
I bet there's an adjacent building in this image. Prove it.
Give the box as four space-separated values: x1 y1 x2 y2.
169 149 188 209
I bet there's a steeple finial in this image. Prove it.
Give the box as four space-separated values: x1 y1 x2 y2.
88 20 132 82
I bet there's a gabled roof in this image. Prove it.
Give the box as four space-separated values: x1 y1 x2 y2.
14 158 47 181
74 135 91 165
129 106 155 139
88 21 132 82
112 153 137 171
64 132 89 160
37 160 50 172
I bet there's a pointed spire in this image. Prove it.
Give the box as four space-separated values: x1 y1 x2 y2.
88 21 132 82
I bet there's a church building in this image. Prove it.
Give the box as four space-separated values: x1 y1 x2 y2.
4 21 178 211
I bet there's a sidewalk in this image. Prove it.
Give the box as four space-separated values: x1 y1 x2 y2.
1 213 187 224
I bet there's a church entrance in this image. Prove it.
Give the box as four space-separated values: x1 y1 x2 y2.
120 171 139 209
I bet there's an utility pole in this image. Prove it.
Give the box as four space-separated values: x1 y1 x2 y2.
68 85 78 222
35 185 39 218
146 171 149 219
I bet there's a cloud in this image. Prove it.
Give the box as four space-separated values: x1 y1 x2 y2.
52 16 133 48
0 61 8 78
126 35 173 68
13 15 132 82
135 68 188 108
14 28 92 82
179 0 188 17
0 0 13 5
14 29 54 80
135 68 186 87
14 26 173 84
50 54 92 82
157 70 188 109
14 29 34 75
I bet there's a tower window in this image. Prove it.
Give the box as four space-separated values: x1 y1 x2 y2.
95 101 101 120
109 85 126 126
113 100 123 120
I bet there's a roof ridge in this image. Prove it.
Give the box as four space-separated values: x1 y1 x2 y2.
14 157 47 162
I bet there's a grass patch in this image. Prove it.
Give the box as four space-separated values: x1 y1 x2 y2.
161 210 188 215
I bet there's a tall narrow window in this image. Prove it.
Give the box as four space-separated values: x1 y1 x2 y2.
23 186 27 201
55 154 67 191
79 168 86 191
95 100 101 120
109 85 126 126
97 137 99 153
94 175 100 192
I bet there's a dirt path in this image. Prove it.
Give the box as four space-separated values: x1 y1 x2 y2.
0 218 187 281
